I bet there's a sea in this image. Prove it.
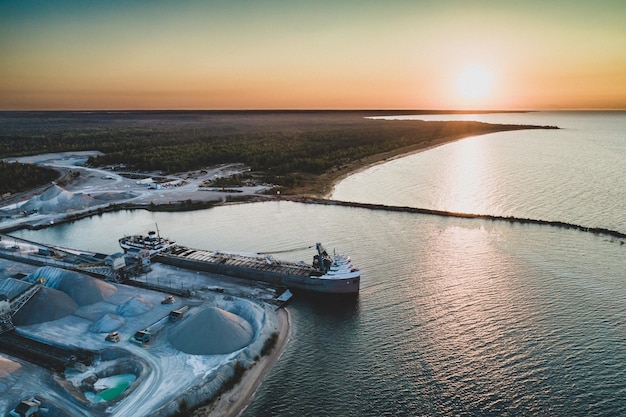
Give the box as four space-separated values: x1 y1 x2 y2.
10 111 626 416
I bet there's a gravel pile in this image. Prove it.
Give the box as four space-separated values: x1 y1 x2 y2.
26 266 117 306
117 297 153 317
169 307 254 355
20 185 96 214
89 313 126 333
12 286 78 325
10 267 117 325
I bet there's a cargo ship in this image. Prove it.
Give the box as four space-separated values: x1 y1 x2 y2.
119 234 360 295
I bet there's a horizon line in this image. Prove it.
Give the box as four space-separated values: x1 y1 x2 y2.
1 108 625 113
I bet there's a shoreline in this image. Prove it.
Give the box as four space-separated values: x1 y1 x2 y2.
290 125 553 199
320 132 485 199
0 130 486 234
191 307 291 417
0 122 561 416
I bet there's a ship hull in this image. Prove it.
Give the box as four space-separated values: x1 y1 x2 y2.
155 251 360 295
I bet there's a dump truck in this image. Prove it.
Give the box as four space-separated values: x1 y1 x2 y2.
161 295 175 304
9 397 41 417
168 305 189 322
105 331 120 342
131 330 151 344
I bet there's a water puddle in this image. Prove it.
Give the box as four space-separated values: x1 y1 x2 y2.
84 374 137 403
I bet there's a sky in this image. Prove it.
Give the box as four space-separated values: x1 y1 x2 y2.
1 0 625 110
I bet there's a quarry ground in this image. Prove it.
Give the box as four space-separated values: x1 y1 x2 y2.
0 254 290 417
0 151 274 231
0 152 292 417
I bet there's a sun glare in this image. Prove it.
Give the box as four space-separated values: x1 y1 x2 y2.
455 65 494 102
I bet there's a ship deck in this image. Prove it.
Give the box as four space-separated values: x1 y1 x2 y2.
166 246 314 277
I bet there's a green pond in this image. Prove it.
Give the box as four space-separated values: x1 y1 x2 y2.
85 374 137 403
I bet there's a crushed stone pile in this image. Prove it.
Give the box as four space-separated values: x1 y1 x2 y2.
20 185 96 214
26 266 117 306
18 185 139 214
0 277 31 299
12 286 78 326
89 313 126 333
169 307 254 355
117 297 153 316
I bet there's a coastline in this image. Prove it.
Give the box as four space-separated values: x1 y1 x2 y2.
191 307 291 417
293 127 544 199
320 133 480 199
0 121 560 416
182 133 498 417
0 131 490 233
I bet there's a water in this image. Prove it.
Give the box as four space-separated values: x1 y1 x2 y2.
85 374 137 403
10 112 626 416
336 111 626 231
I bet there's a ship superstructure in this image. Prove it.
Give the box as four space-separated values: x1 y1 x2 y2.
118 230 176 256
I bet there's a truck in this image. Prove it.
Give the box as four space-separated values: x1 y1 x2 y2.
105 331 120 342
168 305 189 322
9 397 41 417
131 330 151 344
161 295 175 304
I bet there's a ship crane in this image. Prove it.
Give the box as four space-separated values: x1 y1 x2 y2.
257 244 315 255
0 278 45 334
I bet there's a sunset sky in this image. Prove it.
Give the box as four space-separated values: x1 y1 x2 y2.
1 0 625 110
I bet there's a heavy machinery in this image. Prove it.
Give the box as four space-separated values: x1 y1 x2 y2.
105 331 121 342
8 397 42 417
0 278 45 334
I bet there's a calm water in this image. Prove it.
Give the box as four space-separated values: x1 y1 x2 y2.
336 111 626 232
10 112 626 416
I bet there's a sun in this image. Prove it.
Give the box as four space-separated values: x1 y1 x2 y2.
455 65 494 102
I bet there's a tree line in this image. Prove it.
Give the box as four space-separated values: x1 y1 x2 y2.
0 111 552 193
0 161 58 195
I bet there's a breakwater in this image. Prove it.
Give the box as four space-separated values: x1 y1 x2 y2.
289 197 626 242
4 195 625 243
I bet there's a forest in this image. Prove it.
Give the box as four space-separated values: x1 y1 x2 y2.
0 160 58 195
0 111 552 194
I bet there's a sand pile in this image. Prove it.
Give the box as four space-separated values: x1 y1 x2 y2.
90 313 126 333
169 307 254 355
18 185 139 214
117 297 153 316
26 266 117 306
12 286 78 326
0 356 21 378
20 185 96 213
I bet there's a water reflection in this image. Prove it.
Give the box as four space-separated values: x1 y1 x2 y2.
438 138 491 214
415 223 535 414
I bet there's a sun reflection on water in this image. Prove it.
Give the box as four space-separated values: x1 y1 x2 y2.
410 223 535 402
437 138 491 214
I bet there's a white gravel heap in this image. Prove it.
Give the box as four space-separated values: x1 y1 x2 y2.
25 266 117 306
117 297 153 317
20 185 96 214
89 313 126 333
10 267 117 326
17 185 139 214
169 306 254 355
13 286 78 325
